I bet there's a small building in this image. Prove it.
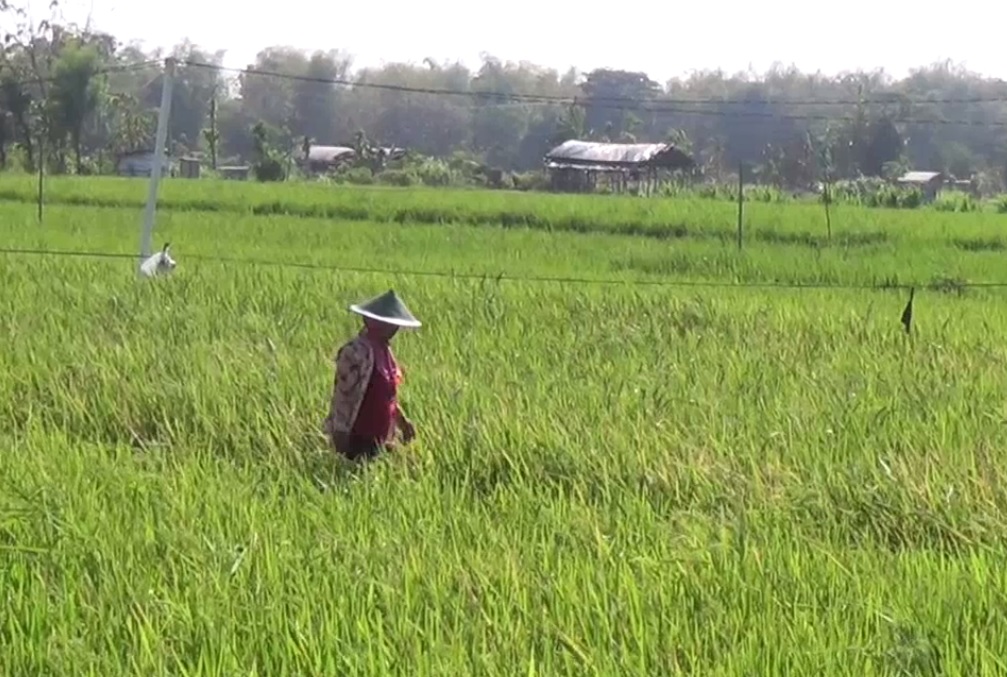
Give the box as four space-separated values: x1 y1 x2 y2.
945 176 979 198
896 171 944 202
179 157 201 179
543 140 695 194
116 149 173 177
303 145 357 173
218 165 250 181
300 144 408 174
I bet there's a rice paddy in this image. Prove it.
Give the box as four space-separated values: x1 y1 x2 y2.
2 175 1007 674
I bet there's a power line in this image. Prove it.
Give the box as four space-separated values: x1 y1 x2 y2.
4 56 1002 127
181 59 1007 110
0 245 994 292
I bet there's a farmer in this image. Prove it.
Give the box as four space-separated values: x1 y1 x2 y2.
323 289 422 461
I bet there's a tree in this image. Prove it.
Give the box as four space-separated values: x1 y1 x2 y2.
105 91 153 157
580 69 661 139
862 116 903 177
0 67 34 168
161 41 227 153
0 108 9 167
469 56 539 167
48 40 103 173
239 47 305 133
0 16 1003 191
203 88 219 168
0 0 59 171
292 50 351 142
551 105 586 145
250 120 285 181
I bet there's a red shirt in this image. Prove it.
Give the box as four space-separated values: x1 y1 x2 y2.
350 335 401 441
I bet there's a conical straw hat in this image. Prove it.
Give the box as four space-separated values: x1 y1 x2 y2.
349 290 422 328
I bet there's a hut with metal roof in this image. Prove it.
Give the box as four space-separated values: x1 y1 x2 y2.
300 144 409 175
895 170 944 202
116 148 174 178
543 140 695 194
303 145 357 173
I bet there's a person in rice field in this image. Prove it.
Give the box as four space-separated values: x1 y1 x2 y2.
323 290 421 461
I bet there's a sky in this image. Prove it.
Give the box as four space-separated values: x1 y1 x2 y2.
26 0 1007 84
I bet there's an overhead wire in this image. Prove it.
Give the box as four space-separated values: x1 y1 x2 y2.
2 55 1002 126
0 61 998 287
181 60 1007 108
0 245 995 292
170 60 1007 129
1 58 1001 292
0 52 993 354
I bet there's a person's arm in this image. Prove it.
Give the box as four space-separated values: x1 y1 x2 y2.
390 361 416 443
395 402 416 443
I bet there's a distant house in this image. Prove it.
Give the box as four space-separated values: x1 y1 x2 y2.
303 145 357 173
300 144 408 174
116 149 173 177
543 140 695 194
218 165 250 181
178 157 201 179
895 171 944 202
945 176 979 198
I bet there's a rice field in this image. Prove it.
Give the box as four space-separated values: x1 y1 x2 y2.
2 176 1007 674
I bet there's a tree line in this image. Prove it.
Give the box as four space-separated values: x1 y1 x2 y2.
2 2 1006 190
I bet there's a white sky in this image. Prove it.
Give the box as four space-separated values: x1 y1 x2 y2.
30 0 1007 84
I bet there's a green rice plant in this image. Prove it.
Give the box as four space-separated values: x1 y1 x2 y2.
3 175 1007 248
2 185 1007 673
933 191 980 213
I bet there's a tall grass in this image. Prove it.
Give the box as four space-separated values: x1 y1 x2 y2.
2 186 1007 672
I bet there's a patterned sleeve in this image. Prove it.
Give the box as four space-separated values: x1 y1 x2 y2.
324 339 372 435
